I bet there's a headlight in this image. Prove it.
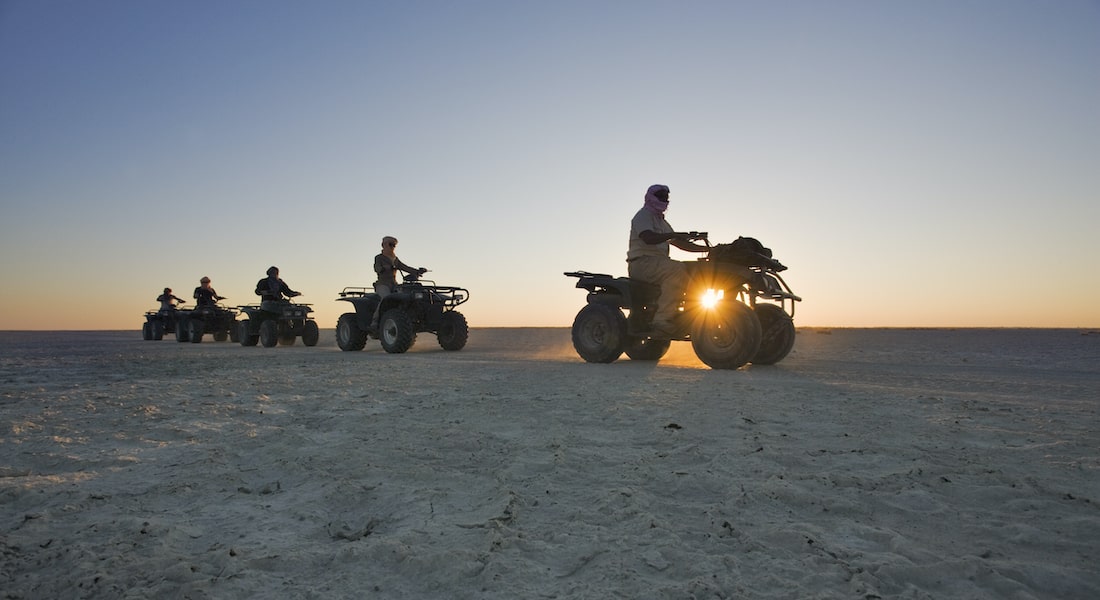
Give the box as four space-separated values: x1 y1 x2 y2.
701 288 724 309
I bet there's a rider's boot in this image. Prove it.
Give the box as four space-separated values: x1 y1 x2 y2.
647 316 679 339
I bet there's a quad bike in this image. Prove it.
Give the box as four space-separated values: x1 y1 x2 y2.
334 271 470 353
173 302 240 344
565 233 801 369
141 309 179 341
141 301 240 343
236 300 319 348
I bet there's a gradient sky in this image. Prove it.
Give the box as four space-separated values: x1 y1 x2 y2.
2 0 1098 330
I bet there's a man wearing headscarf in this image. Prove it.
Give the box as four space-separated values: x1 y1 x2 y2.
373 236 426 298
370 236 427 328
626 184 709 335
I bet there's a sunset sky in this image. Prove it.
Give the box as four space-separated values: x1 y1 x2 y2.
2 0 1097 330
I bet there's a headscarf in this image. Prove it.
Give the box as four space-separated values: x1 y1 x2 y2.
644 184 670 216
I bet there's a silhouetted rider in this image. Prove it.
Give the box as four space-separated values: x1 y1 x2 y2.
193 276 225 308
255 266 300 310
371 236 427 328
157 287 184 312
373 236 426 297
626 184 708 335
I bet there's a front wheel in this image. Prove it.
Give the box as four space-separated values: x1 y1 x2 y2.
571 303 627 363
152 321 165 341
379 309 415 354
142 322 153 340
301 320 320 347
751 304 796 365
336 313 368 351
437 311 469 351
259 320 279 348
691 301 762 370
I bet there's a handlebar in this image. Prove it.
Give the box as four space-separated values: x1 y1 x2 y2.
674 231 709 246
402 269 430 283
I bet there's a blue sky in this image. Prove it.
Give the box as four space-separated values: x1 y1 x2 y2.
2 0 1098 329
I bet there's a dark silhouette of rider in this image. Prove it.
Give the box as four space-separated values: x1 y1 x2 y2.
255 266 300 311
157 288 184 312
193 276 225 308
156 287 185 331
371 236 426 328
373 236 426 297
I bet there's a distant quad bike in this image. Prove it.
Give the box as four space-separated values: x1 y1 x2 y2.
334 271 470 353
565 234 801 370
141 309 179 341
174 302 240 344
236 301 319 348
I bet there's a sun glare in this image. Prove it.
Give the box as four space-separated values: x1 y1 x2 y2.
701 288 724 309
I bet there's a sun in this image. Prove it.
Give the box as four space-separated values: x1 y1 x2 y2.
701 288 724 309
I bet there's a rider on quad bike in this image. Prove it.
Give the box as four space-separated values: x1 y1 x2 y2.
626 184 710 336
256 266 301 307
564 184 801 370
141 287 185 340
335 269 470 354
236 266 319 347
176 277 239 343
371 236 427 327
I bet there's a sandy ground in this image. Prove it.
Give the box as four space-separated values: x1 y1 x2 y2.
1 328 1098 599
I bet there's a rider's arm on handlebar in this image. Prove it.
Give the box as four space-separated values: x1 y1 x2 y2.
639 230 709 252
671 237 710 253
393 257 427 275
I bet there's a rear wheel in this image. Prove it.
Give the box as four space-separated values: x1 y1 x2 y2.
751 304 796 365
259 320 279 348
571 303 627 363
213 330 229 342
437 311 469 351
625 336 671 361
238 320 258 346
379 309 415 353
152 321 165 341
301 320 320 347
142 322 153 340
691 301 761 369
189 319 204 343
228 321 240 343
336 313 368 351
